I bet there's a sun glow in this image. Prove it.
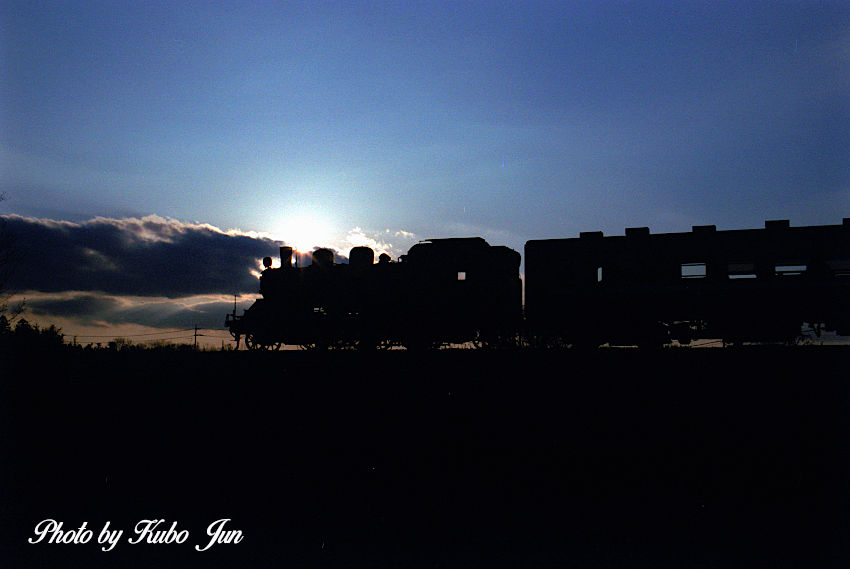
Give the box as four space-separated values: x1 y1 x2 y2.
275 211 336 254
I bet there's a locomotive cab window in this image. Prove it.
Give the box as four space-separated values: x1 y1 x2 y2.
457 271 466 281
681 262 707 279
597 266 603 283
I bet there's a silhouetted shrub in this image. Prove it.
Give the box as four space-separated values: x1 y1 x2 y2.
0 317 66 354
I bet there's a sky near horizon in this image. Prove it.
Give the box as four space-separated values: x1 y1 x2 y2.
1 1 849 342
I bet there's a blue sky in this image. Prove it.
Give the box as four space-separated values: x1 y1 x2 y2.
1 1 849 340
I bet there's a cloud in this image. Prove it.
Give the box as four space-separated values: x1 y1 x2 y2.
336 227 418 260
25 292 121 321
22 291 253 332
2 214 282 297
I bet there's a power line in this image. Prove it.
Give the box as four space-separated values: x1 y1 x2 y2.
71 327 238 339
72 328 195 339
80 335 197 342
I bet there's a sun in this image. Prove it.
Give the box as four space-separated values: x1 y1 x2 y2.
275 211 336 253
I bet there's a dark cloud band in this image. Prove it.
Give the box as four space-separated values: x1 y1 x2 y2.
2 214 282 297
24 292 243 331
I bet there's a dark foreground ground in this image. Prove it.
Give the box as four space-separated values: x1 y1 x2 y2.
1 347 848 568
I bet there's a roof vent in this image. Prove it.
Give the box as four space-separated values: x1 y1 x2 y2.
765 220 790 230
579 231 603 239
625 227 650 237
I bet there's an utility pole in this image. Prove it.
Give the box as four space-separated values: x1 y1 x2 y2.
193 325 199 350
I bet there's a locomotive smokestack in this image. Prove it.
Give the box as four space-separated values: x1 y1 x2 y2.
280 246 293 268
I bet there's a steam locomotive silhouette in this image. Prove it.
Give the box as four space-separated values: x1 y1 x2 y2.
226 237 522 350
226 219 850 349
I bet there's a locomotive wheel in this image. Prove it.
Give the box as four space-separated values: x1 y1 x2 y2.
245 333 281 351
244 333 260 350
